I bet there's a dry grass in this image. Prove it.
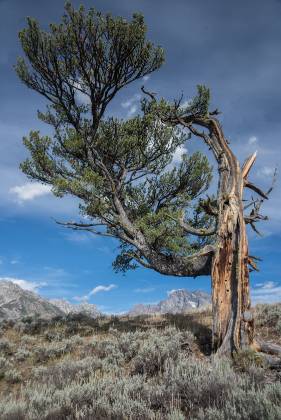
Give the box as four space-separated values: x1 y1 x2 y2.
0 305 279 419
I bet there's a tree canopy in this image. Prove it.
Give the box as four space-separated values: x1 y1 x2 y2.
16 3 217 277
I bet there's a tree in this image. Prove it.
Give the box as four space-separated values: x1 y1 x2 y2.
16 3 278 355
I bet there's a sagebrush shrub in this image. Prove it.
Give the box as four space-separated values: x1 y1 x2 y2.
14 348 32 362
4 368 22 383
0 312 280 419
0 338 12 355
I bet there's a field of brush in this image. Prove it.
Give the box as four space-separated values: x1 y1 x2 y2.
0 304 280 419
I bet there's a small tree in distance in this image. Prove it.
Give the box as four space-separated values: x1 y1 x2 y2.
16 3 279 355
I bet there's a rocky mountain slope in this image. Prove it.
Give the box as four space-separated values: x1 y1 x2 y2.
0 281 209 320
0 281 101 320
129 289 211 316
50 299 101 317
0 281 63 320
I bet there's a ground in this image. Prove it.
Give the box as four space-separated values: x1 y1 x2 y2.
0 304 280 419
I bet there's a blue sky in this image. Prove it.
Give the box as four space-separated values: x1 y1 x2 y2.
1 0 281 313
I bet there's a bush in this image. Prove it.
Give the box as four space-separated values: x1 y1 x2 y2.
20 335 37 345
233 349 265 372
255 303 281 330
131 327 194 376
4 368 22 383
0 311 280 419
0 338 12 355
14 348 32 362
0 356 12 379
33 339 75 363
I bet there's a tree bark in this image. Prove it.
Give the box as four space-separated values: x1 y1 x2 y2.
209 120 254 355
211 187 254 354
162 113 256 355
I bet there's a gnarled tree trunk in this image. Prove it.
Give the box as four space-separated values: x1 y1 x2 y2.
169 114 257 355
210 121 255 354
211 168 253 354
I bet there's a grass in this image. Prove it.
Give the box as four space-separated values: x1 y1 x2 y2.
0 304 279 419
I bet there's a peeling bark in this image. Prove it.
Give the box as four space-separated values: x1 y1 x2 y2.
185 117 255 354
211 187 253 354
208 119 254 354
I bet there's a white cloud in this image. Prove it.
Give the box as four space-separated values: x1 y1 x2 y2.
71 80 91 105
73 284 117 302
9 182 52 202
127 104 137 116
64 232 91 243
89 284 117 296
134 287 155 293
121 94 141 117
142 75 150 82
10 259 19 265
251 281 281 304
248 135 258 145
180 99 192 109
0 277 47 293
73 295 89 302
172 144 188 164
121 94 141 109
257 166 276 178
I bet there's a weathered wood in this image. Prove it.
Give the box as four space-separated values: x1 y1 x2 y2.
200 118 254 354
254 338 281 357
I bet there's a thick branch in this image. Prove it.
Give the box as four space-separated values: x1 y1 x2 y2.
142 245 215 277
123 252 153 269
166 212 216 237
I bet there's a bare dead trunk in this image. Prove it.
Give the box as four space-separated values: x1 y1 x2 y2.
211 191 254 354
159 110 278 356
210 122 254 355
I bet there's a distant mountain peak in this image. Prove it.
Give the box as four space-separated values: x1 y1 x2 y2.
0 280 63 320
0 281 101 320
129 289 210 316
50 299 101 317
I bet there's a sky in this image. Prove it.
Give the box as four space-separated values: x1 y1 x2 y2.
1 0 281 313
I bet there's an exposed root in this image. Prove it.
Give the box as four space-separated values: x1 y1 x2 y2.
252 338 281 369
260 354 281 369
253 338 281 357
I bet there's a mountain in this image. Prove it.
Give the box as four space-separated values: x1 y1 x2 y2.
0 281 101 321
50 299 101 318
129 289 211 316
0 281 64 320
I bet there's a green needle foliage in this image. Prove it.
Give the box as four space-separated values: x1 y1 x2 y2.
16 3 214 274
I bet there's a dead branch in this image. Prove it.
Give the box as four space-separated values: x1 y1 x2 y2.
242 151 257 178
141 85 157 101
209 108 221 116
254 338 281 357
244 180 268 200
54 219 115 238
247 256 259 272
